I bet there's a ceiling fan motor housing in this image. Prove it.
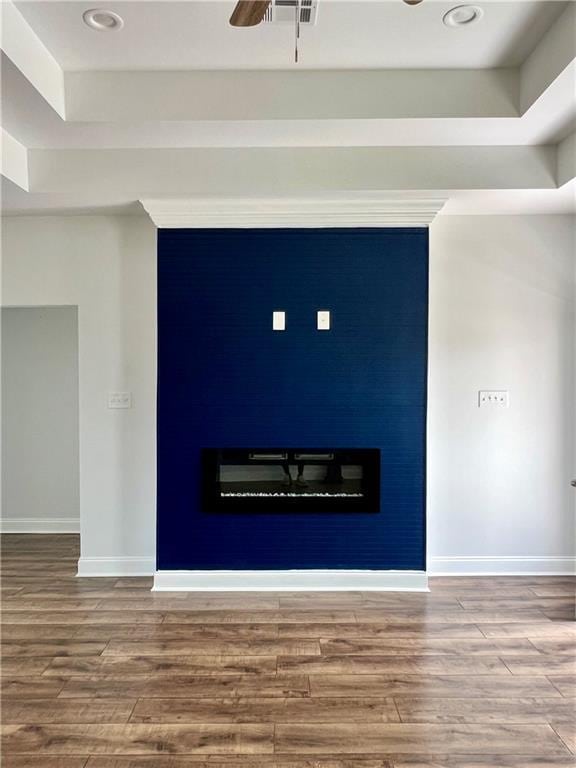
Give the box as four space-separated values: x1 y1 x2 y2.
264 0 319 25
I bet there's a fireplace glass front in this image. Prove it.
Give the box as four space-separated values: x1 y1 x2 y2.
202 449 380 513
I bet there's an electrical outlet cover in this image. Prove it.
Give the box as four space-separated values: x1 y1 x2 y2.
108 392 132 409
478 390 509 407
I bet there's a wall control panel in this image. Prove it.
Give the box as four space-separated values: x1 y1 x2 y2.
272 311 286 331
317 310 331 330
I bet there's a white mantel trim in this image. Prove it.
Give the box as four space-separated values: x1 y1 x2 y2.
153 569 428 591
141 196 447 229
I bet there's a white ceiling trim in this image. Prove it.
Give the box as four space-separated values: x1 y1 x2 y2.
30 146 557 196
557 131 576 188
520 3 576 113
1 129 29 191
140 197 448 228
0 1 65 118
64 69 519 123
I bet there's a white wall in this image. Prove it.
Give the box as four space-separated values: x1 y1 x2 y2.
2 306 79 532
429 214 576 573
1 215 157 574
1 213 574 574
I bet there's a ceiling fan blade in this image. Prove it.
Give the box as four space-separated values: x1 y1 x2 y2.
229 0 271 27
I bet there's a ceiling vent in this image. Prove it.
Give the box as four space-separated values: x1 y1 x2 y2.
264 0 319 25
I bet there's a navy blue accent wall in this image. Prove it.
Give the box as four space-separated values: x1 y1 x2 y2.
157 228 428 571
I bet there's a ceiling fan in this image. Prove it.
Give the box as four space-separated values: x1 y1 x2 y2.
230 0 423 27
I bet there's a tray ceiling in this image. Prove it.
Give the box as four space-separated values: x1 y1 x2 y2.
1 0 575 216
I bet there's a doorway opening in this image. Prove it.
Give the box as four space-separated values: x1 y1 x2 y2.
1 306 80 534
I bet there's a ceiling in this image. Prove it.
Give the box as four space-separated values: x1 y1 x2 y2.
1 0 575 217
13 0 567 70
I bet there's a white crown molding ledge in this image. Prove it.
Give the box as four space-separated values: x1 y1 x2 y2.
430 556 576 576
141 197 447 229
153 570 428 592
0 518 80 534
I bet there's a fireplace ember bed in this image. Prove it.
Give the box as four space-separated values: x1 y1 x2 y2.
202 449 380 513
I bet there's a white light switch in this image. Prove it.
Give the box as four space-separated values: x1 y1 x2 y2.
272 311 285 331
479 390 509 408
317 310 330 331
108 392 132 409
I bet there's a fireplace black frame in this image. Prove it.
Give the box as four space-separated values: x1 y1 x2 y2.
202 448 381 514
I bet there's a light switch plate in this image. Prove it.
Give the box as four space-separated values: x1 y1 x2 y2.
317 310 330 330
108 392 132 409
272 311 285 331
479 390 509 408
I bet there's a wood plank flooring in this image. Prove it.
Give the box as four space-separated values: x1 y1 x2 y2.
1 534 575 768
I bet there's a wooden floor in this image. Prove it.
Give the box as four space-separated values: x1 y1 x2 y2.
1 535 575 768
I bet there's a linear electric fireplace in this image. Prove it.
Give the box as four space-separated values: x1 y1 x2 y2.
202 448 380 513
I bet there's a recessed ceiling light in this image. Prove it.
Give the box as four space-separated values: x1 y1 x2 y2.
443 5 483 27
82 9 124 31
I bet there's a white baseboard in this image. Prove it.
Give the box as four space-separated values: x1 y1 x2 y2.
0 518 80 534
429 556 576 576
77 556 155 577
153 569 428 592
